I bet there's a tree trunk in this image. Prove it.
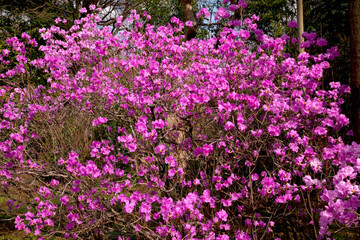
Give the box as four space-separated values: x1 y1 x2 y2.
350 0 360 143
230 0 242 21
297 0 305 53
179 0 197 40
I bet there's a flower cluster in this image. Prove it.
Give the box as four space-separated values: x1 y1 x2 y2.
0 1 359 240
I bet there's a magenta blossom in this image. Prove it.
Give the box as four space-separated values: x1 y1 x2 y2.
216 7 231 19
196 8 210 18
288 20 297 28
92 117 108 126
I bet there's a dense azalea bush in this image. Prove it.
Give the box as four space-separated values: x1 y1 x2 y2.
1 2 360 240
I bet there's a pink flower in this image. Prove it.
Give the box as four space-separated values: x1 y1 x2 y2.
139 202 151 214
317 38 327 47
275 193 292 203
193 178 200 185
10 133 23 143
251 173 259 181
221 198 232 207
216 209 228 221
216 234 229 240
152 119 165 129
185 21 193 27
216 7 231 19
202 144 213 157
224 121 235 131
289 143 299 152
327 46 340 59
118 134 137 152
55 17 62 24
196 8 210 18
136 116 148 133
165 155 178 167
168 168 176 179
347 130 354 136
134 224 141 232
2 49 10 56
235 231 251 240
314 126 327 135
310 158 322 173
79 8 87 14
50 179 59 186
92 117 108 126
239 29 250 39
246 95 260 109
124 201 136 213
229 4 239 12
177 167 184 176
288 20 297 28
170 16 180 24
100 147 110 156
268 124 281 136
34 228 41 236
278 169 291 182
261 177 275 188
60 195 69 205
155 144 166 155
44 219 54 227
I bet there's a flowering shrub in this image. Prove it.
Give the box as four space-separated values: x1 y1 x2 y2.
0 2 359 240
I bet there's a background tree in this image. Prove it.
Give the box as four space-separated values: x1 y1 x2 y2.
350 0 360 143
180 0 198 40
244 0 295 36
297 0 304 53
302 0 352 140
136 0 186 26
246 0 353 141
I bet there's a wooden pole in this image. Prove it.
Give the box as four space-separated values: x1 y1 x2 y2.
297 0 305 53
350 0 360 143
